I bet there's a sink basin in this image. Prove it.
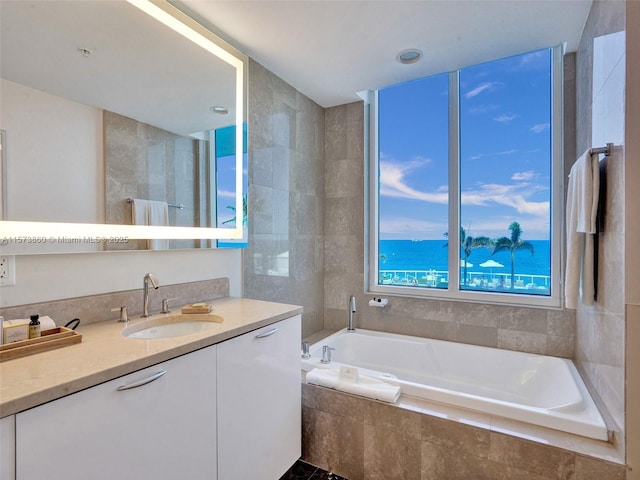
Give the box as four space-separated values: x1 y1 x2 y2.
122 313 224 339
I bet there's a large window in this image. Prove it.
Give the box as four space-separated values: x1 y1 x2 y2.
368 47 562 307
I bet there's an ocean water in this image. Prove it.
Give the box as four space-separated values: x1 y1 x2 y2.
379 239 551 278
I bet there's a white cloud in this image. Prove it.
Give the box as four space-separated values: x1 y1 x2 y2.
461 182 549 217
494 113 517 123
530 123 550 133
379 156 550 232
469 149 517 160
379 158 448 204
464 81 500 99
511 171 536 181
519 50 547 69
217 189 236 199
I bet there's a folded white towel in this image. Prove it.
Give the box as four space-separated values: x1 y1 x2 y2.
131 199 169 250
306 367 401 403
565 150 600 309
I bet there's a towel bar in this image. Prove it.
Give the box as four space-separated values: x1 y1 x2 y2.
126 198 185 210
590 142 613 157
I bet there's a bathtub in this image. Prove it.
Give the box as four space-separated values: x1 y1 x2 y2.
301 328 609 441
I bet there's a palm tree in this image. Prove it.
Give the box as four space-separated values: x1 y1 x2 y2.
445 226 491 285
222 195 248 226
492 222 534 289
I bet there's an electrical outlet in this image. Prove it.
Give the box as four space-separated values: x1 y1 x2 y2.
0 255 16 286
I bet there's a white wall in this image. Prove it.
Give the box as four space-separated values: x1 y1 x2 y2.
0 79 104 224
1 248 242 307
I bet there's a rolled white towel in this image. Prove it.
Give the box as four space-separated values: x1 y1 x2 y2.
306 367 401 403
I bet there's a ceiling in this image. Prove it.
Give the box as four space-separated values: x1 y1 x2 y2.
178 0 593 108
1 1 238 136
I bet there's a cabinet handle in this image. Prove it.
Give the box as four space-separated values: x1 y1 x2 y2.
117 370 167 391
255 328 278 339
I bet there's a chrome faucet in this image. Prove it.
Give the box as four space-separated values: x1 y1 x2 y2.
142 273 159 317
348 295 356 332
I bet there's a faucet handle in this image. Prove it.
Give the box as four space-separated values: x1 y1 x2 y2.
301 341 311 359
161 298 173 314
111 306 128 323
320 345 335 364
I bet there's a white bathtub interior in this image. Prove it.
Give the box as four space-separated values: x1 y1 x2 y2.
301 328 609 441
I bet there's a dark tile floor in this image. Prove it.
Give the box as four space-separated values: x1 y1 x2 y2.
279 459 348 480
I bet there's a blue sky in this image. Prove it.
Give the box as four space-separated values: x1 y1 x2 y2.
378 48 552 241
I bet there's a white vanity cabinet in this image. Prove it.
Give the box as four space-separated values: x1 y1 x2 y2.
217 315 302 480
15 346 217 480
0 415 15 480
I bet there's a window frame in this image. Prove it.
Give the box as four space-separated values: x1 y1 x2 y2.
366 46 563 308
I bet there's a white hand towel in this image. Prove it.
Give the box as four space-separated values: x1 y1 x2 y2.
131 199 169 250
565 150 600 309
306 368 401 403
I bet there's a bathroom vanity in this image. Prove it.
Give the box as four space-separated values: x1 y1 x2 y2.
0 298 302 480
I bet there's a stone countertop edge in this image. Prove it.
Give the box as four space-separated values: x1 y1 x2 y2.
0 297 303 418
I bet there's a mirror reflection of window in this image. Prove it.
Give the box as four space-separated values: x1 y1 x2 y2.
216 124 248 249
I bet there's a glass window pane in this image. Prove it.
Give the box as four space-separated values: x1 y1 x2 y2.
377 73 449 288
459 49 552 295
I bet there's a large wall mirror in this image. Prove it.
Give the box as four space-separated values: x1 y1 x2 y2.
0 0 247 254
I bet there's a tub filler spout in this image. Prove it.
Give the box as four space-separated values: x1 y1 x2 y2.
348 295 356 332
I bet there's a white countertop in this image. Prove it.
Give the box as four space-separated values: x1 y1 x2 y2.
0 297 302 417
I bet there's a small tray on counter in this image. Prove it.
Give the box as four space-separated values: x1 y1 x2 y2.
0 327 82 362
181 303 212 314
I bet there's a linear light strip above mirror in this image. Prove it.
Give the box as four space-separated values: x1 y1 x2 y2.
0 0 245 243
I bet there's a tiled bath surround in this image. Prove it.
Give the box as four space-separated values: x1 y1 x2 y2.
244 4 636 475
323 99 576 359
573 0 627 461
302 383 626 480
244 60 326 337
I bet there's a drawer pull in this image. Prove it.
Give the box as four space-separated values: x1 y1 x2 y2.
255 328 278 339
117 370 167 391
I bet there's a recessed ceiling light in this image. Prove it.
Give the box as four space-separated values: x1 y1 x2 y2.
210 106 229 114
397 49 422 65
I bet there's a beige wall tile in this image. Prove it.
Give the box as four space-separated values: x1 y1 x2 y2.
421 414 490 457
574 454 626 480
489 432 575 479
626 304 640 480
364 400 423 439
302 383 368 421
497 329 547 354
302 405 365 480
573 0 627 462
364 424 421 480
244 60 325 338
0 278 229 325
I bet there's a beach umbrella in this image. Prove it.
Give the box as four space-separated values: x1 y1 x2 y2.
480 259 503 278
460 260 473 267
479 259 503 268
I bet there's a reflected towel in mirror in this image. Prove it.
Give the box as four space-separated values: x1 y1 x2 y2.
131 199 169 250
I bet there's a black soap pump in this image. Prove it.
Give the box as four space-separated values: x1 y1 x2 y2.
29 314 41 339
